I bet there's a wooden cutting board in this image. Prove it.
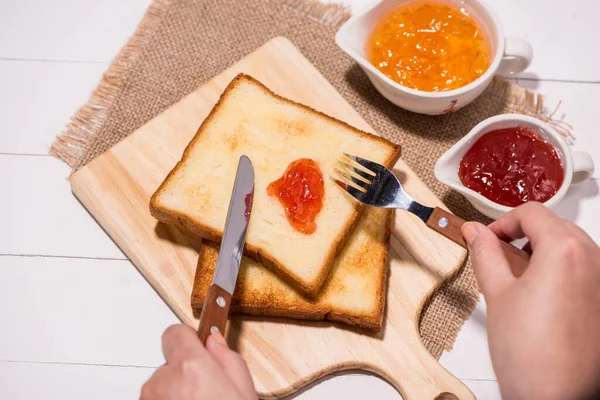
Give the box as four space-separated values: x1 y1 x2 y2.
70 37 474 400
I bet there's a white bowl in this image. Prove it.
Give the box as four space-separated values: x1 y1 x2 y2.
335 0 533 115
434 114 595 220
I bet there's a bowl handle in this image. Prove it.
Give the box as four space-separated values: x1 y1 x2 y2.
497 38 533 75
572 151 595 184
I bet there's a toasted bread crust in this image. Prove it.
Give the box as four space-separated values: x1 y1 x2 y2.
150 74 401 297
191 208 393 331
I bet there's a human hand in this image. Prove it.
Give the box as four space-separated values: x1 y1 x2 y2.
141 324 257 400
462 202 600 400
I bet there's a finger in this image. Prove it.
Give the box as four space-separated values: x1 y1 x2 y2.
140 365 173 400
562 218 597 246
463 222 515 298
206 333 256 398
162 324 208 363
488 202 561 246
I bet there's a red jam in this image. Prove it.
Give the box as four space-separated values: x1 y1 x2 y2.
459 126 564 207
267 158 325 234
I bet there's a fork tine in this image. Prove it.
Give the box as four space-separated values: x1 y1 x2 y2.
343 153 381 176
336 154 405 209
333 168 368 193
342 153 377 177
332 177 367 200
336 160 372 184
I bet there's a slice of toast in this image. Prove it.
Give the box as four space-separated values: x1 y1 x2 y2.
150 74 400 297
191 207 392 331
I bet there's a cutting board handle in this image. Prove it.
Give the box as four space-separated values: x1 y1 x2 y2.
373 339 477 400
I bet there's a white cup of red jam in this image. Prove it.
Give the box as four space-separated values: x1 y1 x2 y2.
335 0 533 115
434 114 595 220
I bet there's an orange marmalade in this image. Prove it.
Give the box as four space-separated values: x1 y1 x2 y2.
267 159 325 234
367 1 491 92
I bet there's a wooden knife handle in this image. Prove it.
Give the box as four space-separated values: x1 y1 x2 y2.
426 207 529 277
197 284 232 344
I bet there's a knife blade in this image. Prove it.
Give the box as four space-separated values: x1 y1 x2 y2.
197 155 254 343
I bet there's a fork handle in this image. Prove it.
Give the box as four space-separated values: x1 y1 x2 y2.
426 207 529 277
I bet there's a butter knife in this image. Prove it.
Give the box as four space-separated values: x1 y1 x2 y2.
197 155 254 343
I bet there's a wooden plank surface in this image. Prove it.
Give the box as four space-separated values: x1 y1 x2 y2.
70 37 471 400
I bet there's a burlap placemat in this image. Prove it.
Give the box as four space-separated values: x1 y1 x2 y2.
51 0 568 358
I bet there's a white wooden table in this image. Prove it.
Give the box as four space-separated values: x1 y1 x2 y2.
1 0 598 398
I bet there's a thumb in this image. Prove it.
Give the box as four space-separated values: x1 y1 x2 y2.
462 222 515 299
206 333 256 398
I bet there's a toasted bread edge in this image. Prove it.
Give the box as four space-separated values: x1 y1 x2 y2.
150 73 401 298
190 209 393 332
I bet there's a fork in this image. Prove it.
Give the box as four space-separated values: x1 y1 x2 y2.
334 154 529 277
